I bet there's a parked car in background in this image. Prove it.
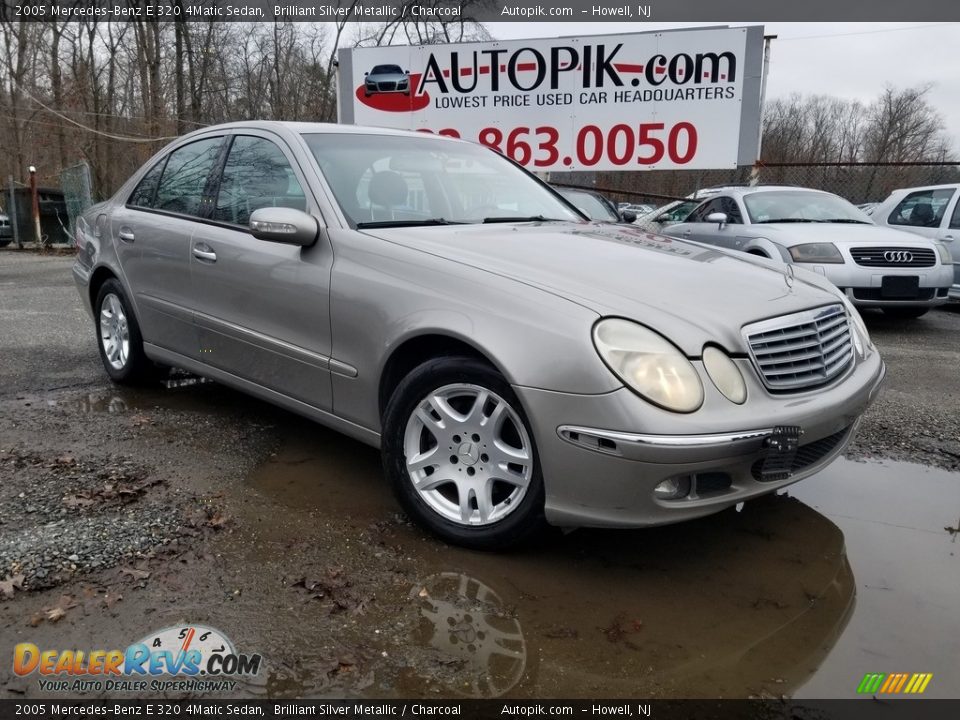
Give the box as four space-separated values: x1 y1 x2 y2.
663 186 953 318
554 187 636 223
623 203 656 215
364 64 411 96
0 213 11 247
870 183 959 299
634 199 699 232
73 122 884 549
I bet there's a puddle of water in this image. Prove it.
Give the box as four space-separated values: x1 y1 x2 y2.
789 458 960 699
45 377 227 416
250 430 948 698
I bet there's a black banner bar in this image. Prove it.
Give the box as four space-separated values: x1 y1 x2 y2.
3 700 960 720
2 0 959 22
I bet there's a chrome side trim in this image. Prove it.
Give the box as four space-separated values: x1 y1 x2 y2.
557 425 773 447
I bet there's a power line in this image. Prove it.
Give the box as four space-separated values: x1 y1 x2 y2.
779 23 955 42
22 89 178 143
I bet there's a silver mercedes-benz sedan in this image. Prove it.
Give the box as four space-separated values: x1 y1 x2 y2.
73 122 885 549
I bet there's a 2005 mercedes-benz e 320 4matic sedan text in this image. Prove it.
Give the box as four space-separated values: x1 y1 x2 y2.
73 122 886 549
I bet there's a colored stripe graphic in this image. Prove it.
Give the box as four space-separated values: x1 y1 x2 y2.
857 672 932 694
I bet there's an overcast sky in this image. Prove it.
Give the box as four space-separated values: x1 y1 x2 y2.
489 22 960 151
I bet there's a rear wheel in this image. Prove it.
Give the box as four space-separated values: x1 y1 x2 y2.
881 307 928 319
94 279 158 384
382 357 545 550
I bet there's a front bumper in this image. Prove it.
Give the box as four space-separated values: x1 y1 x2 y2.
515 351 885 529
816 262 953 307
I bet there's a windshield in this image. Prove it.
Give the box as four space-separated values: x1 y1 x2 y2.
743 190 872 224
303 133 583 228
371 65 403 75
556 189 620 222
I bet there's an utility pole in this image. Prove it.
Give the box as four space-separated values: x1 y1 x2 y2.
7 176 20 249
749 35 777 187
29 166 42 248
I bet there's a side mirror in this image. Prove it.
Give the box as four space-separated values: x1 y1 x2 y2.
405 69 410 74
249 207 319 247
706 212 728 227
621 211 637 224
655 213 672 222
364 71 369 76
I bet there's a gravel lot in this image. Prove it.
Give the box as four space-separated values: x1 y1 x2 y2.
0 250 958 700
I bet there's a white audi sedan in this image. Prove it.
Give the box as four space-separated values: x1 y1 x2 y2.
663 186 953 319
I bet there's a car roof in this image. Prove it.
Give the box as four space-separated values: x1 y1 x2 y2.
174 120 467 145
715 185 827 197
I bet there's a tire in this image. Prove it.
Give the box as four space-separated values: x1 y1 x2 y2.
94 278 158 384
0 239 11 248
881 307 928 319
382 357 546 550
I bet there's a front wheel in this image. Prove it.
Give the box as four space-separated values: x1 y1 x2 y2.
94 279 158 384
881 307 929 319
382 357 546 550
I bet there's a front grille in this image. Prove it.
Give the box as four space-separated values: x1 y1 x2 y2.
852 288 935 302
378 81 397 91
751 427 850 481
850 246 936 267
744 304 853 392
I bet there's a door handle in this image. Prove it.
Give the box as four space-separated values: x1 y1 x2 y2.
941 235 955 242
118 227 135 243
682 229 692 236
192 244 217 262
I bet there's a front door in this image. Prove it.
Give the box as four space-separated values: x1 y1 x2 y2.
188 133 335 410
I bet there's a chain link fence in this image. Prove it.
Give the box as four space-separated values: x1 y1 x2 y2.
555 162 960 209
60 162 94 246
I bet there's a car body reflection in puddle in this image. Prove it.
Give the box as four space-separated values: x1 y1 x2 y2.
407 573 527 698
248 431 861 699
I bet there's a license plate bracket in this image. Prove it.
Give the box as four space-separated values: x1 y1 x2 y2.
760 426 803 482
881 275 920 298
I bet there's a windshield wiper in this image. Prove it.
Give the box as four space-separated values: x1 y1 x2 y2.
481 215 567 224
813 218 872 224
356 218 465 229
755 218 818 224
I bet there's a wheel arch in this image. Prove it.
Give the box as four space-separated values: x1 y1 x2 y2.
89 265 120 309
378 332 507 421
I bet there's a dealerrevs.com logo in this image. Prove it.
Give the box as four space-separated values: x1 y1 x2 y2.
13 625 262 693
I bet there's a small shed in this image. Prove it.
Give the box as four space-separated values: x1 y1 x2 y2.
0 187 72 245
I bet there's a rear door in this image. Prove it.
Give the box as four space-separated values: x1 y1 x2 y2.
109 135 225 358
188 132 335 411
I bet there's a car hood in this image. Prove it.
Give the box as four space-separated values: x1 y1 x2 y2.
361 221 844 355
739 222 939 247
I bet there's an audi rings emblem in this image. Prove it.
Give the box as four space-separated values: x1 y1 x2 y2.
884 250 914 263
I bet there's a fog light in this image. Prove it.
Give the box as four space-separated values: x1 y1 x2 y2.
654 476 691 500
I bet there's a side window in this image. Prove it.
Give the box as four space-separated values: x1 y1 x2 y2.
888 188 955 229
213 136 307 227
950 197 960 230
688 199 723 223
153 137 223 217
128 158 166 208
719 197 743 224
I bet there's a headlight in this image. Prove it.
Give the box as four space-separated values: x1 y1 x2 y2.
789 243 844 264
936 242 952 264
702 346 747 404
592 319 703 413
840 294 872 353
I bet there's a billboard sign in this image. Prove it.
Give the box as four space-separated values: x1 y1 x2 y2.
338 26 764 172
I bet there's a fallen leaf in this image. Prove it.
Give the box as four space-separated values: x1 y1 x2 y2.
0 574 25 599
120 567 151 581
45 607 66 623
